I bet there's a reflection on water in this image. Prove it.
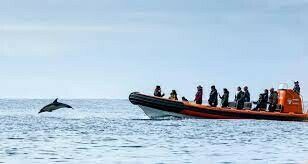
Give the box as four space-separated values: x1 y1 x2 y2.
0 99 307 163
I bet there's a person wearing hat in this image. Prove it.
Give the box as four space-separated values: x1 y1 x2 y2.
208 85 218 107
293 81 301 94
219 88 229 108
169 90 178 100
154 86 165 97
194 85 203 105
268 88 278 112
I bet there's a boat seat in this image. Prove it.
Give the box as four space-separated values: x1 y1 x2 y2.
228 102 237 108
244 102 252 109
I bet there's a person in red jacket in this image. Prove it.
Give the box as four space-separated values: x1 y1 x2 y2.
194 85 203 104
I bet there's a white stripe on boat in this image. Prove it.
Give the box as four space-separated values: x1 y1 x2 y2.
138 105 194 119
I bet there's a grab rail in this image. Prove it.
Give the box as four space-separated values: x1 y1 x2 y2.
300 94 307 114
300 94 308 114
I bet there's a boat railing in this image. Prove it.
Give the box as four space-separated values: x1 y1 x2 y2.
300 95 308 114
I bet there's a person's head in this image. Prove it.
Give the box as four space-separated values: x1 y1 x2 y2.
211 85 216 90
270 88 275 93
156 86 161 89
197 85 203 91
244 86 248 91
223 88 228 93
171 90 177 94
295 81 299 85
237 87 242 91
264 89 269 94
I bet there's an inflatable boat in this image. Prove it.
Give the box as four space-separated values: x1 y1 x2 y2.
129 89 308 121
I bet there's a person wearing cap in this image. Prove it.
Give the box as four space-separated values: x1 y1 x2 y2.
268 88 278 112
194 85 203 105
235 87 245 109
169 90 178 100
243 86 250 102
219 88 229 108
293 81 301 94
154 86 165 97
208 85 218 107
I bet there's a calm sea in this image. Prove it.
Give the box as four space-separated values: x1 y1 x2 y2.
0 99 307 164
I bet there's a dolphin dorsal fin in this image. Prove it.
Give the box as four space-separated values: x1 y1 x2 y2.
53 98 58 103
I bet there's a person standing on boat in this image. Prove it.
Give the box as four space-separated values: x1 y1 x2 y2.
293 81 301 94
219 88 229 107
235 87 245 109
243 86 250 102
268 88 278 112
154 86 165 97
194 85 203 104
263 89 269 109
169 90 178 100
208 85 218 107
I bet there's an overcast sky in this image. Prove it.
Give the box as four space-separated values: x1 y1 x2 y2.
0 0 307 99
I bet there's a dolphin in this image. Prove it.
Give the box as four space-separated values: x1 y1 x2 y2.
38 98 73 114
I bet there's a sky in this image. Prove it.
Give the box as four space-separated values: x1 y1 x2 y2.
0 0 308 100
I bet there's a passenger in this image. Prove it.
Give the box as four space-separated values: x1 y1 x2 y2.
253 94 265 111
268 88 278 112
182 96 189 102
154 86 165 97
243 86 250 102
219 88 229 108
169 90 178 100
263 89 269 108
293 81 301 94
253 89 269 110
194 85 203 105
235 87 245 109
208 85 218 107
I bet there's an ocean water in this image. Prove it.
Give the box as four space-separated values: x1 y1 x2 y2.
0 99 307 164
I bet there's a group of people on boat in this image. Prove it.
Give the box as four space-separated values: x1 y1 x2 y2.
153 81 301 112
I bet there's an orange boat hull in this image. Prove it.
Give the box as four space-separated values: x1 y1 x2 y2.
129 92 308 121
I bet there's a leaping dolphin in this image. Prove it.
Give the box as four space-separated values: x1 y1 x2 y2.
38 98 73 114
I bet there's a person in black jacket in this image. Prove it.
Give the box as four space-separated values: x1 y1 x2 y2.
235 87 245 109
243 86 250 102
154 86 165 97
253 89 269 110
262 89 269 109
208 85 218 107
268 88 278 112
293 81 301 94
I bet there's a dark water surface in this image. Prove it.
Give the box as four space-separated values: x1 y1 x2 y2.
0 99 307 164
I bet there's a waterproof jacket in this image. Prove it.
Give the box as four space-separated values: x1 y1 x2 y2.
154 89 164 97
293 85 301 94
244 90 250 102
269 91 278 105
194 90 203 104
219 91 229 107
208 89 218 106
169 93 178 100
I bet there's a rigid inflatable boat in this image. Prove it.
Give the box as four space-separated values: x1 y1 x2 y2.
129 89 308 121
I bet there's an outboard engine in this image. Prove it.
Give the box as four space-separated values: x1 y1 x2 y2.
278 89 303 114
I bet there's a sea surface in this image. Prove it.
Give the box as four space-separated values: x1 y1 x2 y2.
0 99 307 164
